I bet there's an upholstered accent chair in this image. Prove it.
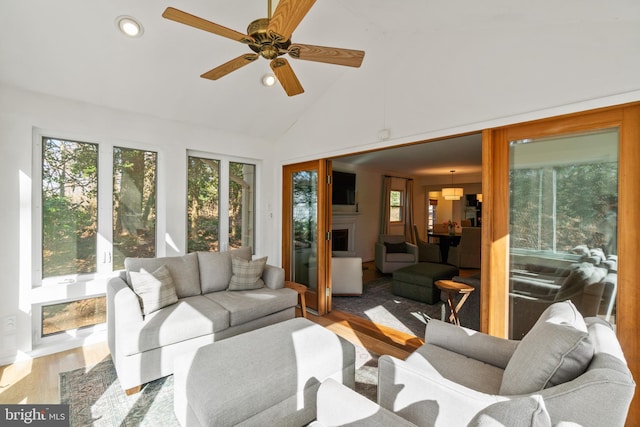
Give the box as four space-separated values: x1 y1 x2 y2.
413 225 441 263
374 234 418 274
448 226 481 269
312 301 635 427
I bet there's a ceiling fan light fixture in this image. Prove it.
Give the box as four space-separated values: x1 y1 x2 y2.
116 16 144 38
261 73 276 86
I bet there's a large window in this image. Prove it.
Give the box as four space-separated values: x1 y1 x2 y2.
38 136 158 339
187 156 220 252
41 138 98 278
229 162 256 250
187 153 256 253
113 147 157 270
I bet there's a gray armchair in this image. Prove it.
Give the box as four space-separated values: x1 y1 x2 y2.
374 234 418 274
448 226 481 269
413 225 441 263
313 301 635 427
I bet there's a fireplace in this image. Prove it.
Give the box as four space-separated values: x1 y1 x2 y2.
332 213 358 253
332 229 349 251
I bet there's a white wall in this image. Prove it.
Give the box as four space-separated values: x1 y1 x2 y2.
274 10 640 164
0 84 275 362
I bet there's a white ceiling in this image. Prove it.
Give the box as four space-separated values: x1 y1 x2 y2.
1 0 638 176
333 133 483 177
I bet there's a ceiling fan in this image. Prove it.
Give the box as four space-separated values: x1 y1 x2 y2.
162 0 365 96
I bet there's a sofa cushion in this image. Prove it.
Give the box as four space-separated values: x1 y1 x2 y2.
125 253 201 299
197 251 233 293
500 301 593 395
197 247 253 293
386 252 415 263
228 256 267 291
205 288 297 326
129 265 178 315
406 343 505 394
121 295 230 355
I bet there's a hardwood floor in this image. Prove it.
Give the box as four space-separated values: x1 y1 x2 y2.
0 308 419 404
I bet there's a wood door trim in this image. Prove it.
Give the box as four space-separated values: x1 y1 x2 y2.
484 102 640 425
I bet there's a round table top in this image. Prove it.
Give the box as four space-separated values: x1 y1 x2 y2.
435 279 475 293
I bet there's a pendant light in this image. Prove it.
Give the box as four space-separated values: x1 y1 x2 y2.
442 170 463 201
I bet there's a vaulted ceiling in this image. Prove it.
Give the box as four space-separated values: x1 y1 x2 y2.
1 0 639 173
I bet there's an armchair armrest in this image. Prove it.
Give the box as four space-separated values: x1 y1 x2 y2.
405 242 419 258
374 242 386 272
313 378 416 427
375 242 386 258
425 319 519 369
262 264 285 289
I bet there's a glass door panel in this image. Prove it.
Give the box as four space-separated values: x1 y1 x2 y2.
283 160 331 314
292 169 319 287
508 129 618 339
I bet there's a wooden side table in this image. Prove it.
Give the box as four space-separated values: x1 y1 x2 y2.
284 281 308 319
435 279 475 326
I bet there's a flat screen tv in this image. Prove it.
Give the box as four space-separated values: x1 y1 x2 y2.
332 171 356 205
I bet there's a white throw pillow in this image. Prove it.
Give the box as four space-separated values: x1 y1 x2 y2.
228 256 267 291
129 265 179 315
500 301 594 395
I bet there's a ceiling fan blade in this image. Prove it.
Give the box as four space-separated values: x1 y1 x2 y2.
267 0 316 42
270 58 304 96
162 7 254 44
201 54 259 80
289 44 365 68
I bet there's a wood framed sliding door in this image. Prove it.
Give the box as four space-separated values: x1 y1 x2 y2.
282 160 333 315
482 102 640 424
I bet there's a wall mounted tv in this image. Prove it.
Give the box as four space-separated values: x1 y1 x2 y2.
332 171 356 205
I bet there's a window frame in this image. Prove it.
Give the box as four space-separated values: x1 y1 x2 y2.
32 129 163 347
389 189 404 223
186 150 260 253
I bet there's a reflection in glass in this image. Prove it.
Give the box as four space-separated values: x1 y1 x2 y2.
292 170 318 288
509 129 618 339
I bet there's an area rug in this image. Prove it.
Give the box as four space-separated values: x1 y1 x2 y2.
332 276 445 337
60 347 378 427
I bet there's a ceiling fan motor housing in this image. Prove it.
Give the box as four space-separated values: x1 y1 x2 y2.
247 18 290 59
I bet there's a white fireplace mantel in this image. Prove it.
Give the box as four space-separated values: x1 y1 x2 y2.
331 213 358 253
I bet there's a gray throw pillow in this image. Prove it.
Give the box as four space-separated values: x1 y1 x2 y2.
500 301 594 395
228 256 267 291
129 265 179 315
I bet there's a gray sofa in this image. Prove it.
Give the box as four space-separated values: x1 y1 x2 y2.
107 247 297 393
312 301 635 427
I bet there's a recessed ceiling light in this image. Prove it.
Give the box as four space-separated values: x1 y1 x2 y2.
116 16 144 38
261 74 276 87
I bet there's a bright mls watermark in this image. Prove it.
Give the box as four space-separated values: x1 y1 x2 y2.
1 405 69 426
